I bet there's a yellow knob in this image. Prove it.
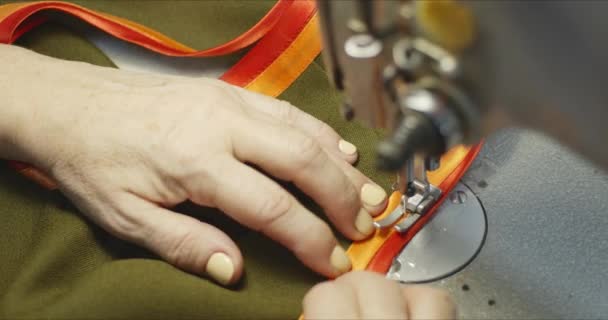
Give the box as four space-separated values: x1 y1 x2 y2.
415 0 476 53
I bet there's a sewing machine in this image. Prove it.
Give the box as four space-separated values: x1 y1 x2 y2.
68 1 608 317
317 1 608 318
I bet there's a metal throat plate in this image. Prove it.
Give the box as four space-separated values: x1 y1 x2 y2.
387 182 487 283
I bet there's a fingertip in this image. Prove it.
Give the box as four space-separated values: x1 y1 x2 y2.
114 195 247 286
367 198 389 217
229 251 245 284
402 286 458 319
330 245 352 277
188 230 244 286
338 139 359 163
206 249 244 286
361 183 388 216
293 221 350 278
205 252 235 285
354 208 375 238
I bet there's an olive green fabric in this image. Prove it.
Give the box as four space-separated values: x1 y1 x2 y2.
0 1 391 318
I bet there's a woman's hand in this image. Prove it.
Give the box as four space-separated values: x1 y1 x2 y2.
1 45 388 285
303 271 457 319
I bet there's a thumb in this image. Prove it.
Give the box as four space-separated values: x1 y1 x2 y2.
401 285 457 319
119 196 244 285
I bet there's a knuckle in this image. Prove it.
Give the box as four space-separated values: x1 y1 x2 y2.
166 142 204 172
161 148 223 204
290 134 324 170
101 202 147 243
254 191 294 230
105 212 141 240
165 229 199 269
153 129 201 176
193 176 219 206
181 158 223 206
341 182 360 207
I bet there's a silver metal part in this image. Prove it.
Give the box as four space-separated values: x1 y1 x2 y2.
344 34 382 59
392 37 460 78
392 38 425 74
405 180 441 214
387 182 487 283
412 38 460 77
317 0 480 172
449 190 467 204
375 154 442 233
406 154 427 193
403 155 442 216
372 205 405 229
394 213 420 233
401 86 464 150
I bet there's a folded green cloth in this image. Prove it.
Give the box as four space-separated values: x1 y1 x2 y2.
0 1 391 318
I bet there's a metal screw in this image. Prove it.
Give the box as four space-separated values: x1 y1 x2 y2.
345 34 382 59
450 190 467 204
387 259 402 280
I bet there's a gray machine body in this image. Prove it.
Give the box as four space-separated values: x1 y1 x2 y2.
442 129 608 319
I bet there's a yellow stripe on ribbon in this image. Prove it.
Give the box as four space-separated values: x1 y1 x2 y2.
0 2 32 21
245 15 321 97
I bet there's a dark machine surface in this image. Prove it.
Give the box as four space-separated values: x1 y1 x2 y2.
445 129 608 319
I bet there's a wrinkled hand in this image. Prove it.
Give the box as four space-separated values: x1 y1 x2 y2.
13 51 388 285
303 271 457 319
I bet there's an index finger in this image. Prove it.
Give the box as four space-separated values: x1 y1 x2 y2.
231 120 375 241
183 156 352 278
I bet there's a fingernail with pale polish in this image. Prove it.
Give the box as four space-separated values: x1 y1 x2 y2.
330 245 352 275
355 208 374 236
338 139 357 156
361 183 387 208
206 252 234 285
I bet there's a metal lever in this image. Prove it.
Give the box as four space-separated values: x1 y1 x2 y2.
373 154 442 233
373 205 406 229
